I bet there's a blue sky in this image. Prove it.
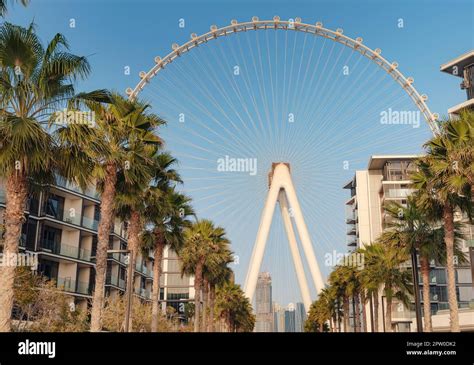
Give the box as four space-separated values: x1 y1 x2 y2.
6 0 473 306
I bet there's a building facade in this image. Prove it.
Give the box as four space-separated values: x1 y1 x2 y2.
343 155 474 332
0 178 193 317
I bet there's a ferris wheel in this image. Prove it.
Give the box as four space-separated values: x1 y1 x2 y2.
126 17 438 308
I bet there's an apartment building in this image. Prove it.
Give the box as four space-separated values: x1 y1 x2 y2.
343 156 474 332
0 177 193 317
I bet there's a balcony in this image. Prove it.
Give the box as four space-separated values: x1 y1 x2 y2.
108 252 128 264
40 240 92 262
82 216 99 231
56 277 91 295
106 275 126 289
56 277 75 292
384 188 415 199
41 209 81 226
113 223 128 239
347 225 357 235
76 281 92 295
347 238 357 247
135 262 151 276
135 287 151 300
54 175 100 200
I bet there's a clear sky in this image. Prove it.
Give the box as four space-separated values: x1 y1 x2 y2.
6 0 474 306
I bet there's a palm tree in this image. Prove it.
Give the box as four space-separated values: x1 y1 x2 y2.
383 195 466 332
412 133 473 332
215 281 255 332
305 287 337 332
206 264 233 332
0 22 93 331
328 264 360 332
0 0 29 17
369 233 413 332
202 240 233 332
142 179 194 332
56 93 163 331
179 219 230 332
358 244 383 332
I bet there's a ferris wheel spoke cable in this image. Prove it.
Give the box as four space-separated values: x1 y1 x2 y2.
146 80 248 158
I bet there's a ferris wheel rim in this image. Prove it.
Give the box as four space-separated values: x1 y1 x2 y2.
127 17 440 135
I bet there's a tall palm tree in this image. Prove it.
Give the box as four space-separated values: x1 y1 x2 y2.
202 240 233 332
358 244 383 332
0 0 29 17
383 196 466 332
0 22 94 331
369 233 413 332
412 143 473 332
56 94 163 332
328 264 360 332
142 180 194 332
179 219 230 332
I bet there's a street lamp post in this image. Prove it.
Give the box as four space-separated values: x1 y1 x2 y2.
107 249 134 332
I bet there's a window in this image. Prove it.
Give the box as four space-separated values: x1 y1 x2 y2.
38 260 58 280
41 226 61 251
44 194 64 219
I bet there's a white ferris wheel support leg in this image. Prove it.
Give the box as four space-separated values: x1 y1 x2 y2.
278 189 312 312
280 165 325 295
244 163 325 306
243 175 281 302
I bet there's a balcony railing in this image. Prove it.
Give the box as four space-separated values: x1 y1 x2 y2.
113 223 127 239
347 225 357 235
76 281 92 295
135 287 151 299
106 275 126 289
383 188 415 199
82 216 99 231
108 252 128 264
40 240 92 262
55 175 100 200
43 208 81 226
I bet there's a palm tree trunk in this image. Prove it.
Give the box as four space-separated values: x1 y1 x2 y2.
443 203 460 332
193 260 204 332
354 293 361 332
343 296 350 332
208 283 216 332
420 256 433 332
202 277 209 332
385 294 393 332
360 290 368 332
126 210 141 332
90 163 117 332
373 292 379 333
0 172 28 332
151 239 165 332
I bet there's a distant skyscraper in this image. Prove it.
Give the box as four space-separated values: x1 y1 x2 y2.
284 304 296 332
294 302 307 332
255 272 273 332
273 302 285 332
